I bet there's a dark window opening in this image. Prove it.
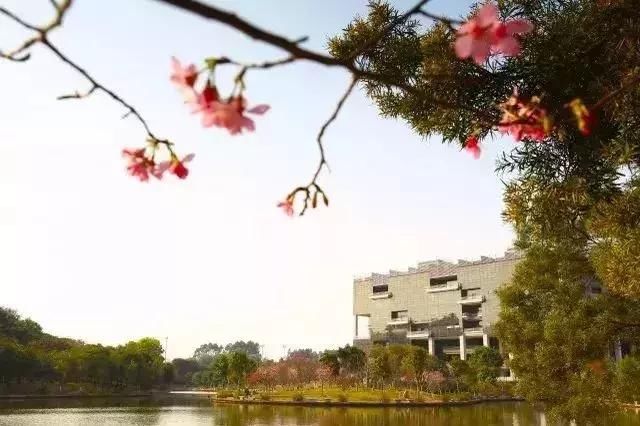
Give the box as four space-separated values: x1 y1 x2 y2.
391 310 408 319
429 275 457 287
372 285 388 293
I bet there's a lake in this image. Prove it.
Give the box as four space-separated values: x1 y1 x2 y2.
1 397 640 425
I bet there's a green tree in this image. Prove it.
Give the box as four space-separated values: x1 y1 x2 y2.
227 351 257 388
319 351 340 376
209 353 231 387
330 1 640 419
367 345 390 388
468 347 503 383
615 356 640 404
336 345 366 376
193 343 223 367
225 341 261 361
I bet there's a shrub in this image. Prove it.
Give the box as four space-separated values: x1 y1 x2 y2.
337 393 348 403
292 392 304 402
258 393 271 401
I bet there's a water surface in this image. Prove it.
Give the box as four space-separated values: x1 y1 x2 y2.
1 398 639 425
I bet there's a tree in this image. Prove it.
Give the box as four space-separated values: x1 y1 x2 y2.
193 343 223 367
367 345 390 388
615 356 640 404
171 358 202 385
468 347 503 383
4 0 640 419
336 345 366 377
208 353 231 388
225 341 262 361
319 351 340 376
227 351 257 388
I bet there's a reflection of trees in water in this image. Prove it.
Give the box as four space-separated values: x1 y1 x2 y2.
212 403 543 426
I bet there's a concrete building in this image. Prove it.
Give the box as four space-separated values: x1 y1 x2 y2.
353 249 521 362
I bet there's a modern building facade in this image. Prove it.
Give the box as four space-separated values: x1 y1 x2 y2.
353 249 521 362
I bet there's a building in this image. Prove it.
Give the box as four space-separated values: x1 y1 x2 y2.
352 249 521 362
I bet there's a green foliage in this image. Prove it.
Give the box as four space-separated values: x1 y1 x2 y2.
615 355 640 403
336 345 366 375
468 347 503 383
228 351 258 387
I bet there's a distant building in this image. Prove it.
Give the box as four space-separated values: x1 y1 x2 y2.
352 249 522 364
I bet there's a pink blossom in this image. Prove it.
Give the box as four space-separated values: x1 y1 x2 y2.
169 153 195 179
170 57 198 88
122 148 154 182
464 135 482 159
277 198 294 217
201 96 270 135
190 82 220 114
498 94 552 141
455 3 533 65
154 153 195 180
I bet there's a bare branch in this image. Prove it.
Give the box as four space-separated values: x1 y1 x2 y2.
0 0 165 143
57 84 98 100
0 0 72 61
290 76 359 216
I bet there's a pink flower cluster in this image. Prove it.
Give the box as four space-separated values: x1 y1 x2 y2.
455 3 533 65
170 58 269 135
498 93 552 141
122 147 194 182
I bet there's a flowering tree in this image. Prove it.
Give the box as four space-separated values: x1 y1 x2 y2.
3 0 640 420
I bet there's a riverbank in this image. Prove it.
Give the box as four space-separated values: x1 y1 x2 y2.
212 395 525 408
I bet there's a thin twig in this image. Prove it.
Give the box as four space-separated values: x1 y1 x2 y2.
591 73 640 112
290 76 359 216
312 77 359 183
0 0 72 61
0 0 166 144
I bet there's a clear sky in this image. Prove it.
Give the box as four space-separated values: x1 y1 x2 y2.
0 0 514 360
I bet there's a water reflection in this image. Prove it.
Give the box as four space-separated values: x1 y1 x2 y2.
0 400 639 425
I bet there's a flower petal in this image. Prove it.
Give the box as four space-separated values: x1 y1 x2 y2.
248 104 270 115
471 39 491 64
506 19 533 35
455 35 474 59
495 36 521 56
476 3 499 27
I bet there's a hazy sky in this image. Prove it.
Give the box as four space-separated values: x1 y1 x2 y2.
0 0 514 360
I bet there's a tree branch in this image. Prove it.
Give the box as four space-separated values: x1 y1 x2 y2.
290 76 359 216
0 1 167 144
0 0 72 61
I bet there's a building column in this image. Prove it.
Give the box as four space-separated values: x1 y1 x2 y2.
482 333 489 347
354 315 359 338
615 340 623 361
459 335 466 361
428 337 435 356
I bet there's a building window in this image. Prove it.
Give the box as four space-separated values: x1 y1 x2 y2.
372 285 388 293
429 275 457 287
391 310 408 319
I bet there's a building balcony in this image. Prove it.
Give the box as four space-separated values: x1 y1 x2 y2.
457 294 486 305
426 281 461 293
369 292 392 300
406 330 430 339
461 312 483 321
463 327 484 336
387 317 410 326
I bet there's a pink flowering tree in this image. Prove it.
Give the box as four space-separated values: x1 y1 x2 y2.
2 1 640 419
315 365 334 395
2 0 611 218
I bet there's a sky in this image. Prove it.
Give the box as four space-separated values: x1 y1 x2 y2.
0 0 515 360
